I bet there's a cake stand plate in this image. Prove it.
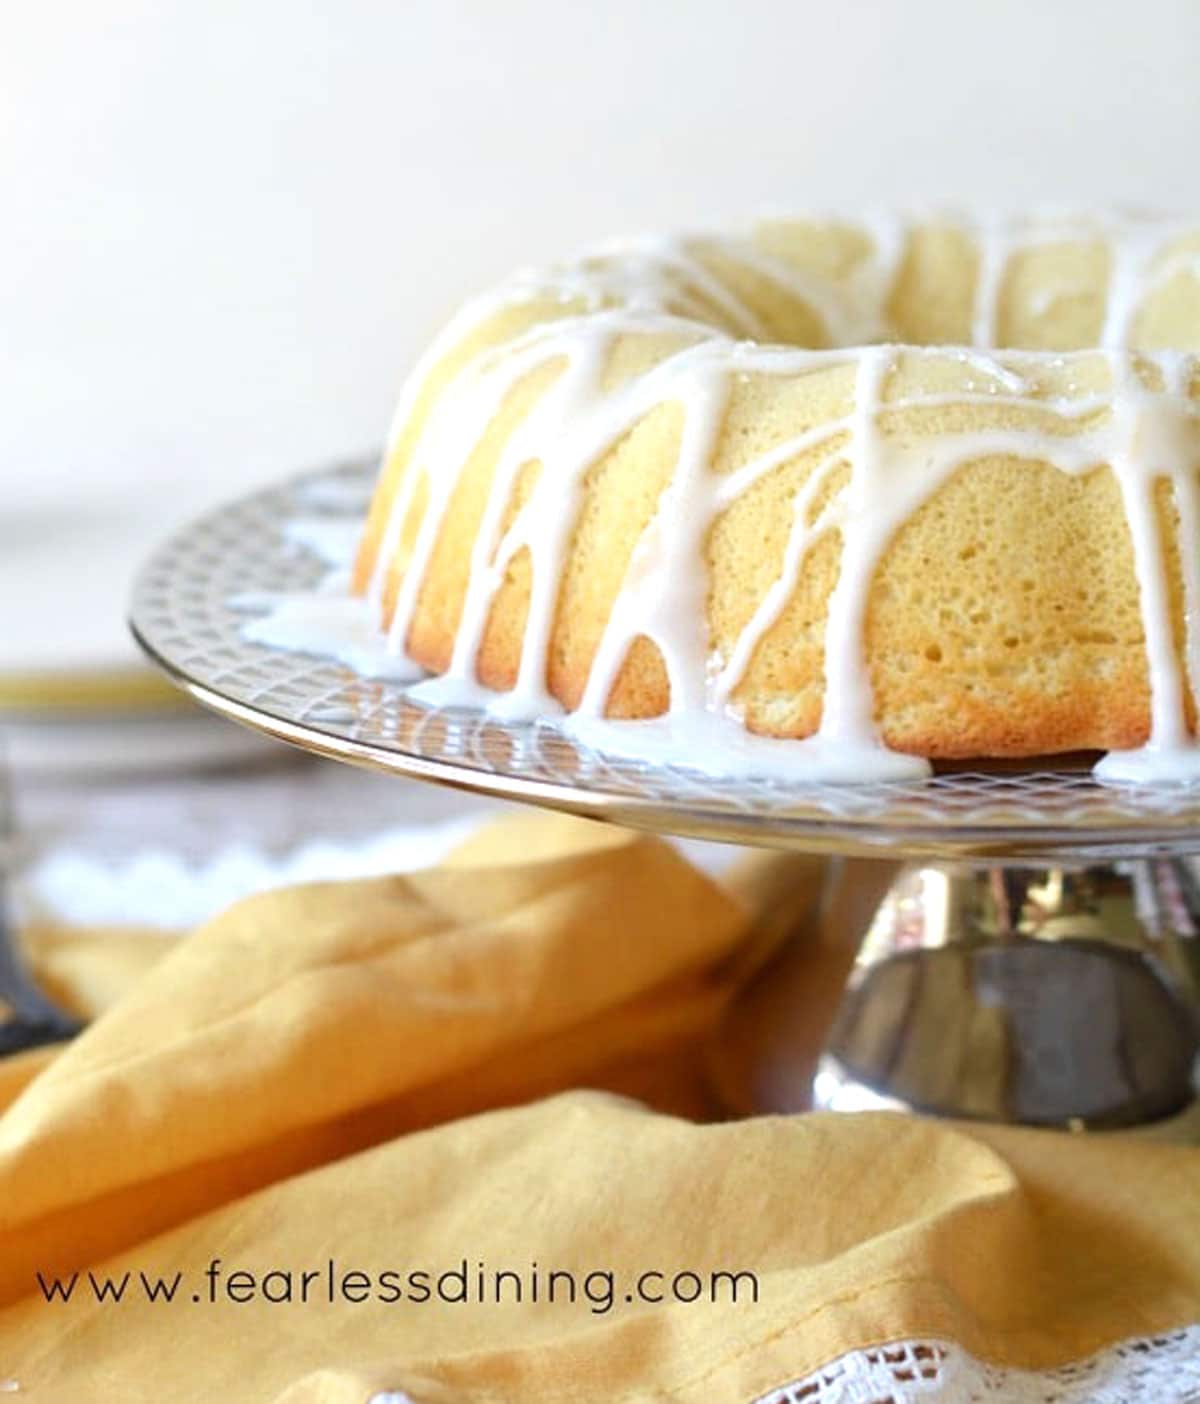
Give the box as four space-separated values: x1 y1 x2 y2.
129 461 1200 1131
130 460 1200 862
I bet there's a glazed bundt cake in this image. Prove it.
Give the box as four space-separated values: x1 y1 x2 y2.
353 213 1200 781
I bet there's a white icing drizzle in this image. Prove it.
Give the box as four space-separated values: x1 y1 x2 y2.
241 591 422 682
234 501 424 681
971 215 1010 349
283 517 363 568
281 213 1200 783
1095 353 1200 783
969 208 1200 352
578 354 731 723
1102 218 1168 350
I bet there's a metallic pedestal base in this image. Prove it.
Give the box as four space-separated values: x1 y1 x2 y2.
812 861 1200 1129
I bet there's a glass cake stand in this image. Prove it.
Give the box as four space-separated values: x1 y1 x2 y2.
129 461 1200 1134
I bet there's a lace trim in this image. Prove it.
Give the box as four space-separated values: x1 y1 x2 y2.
754 1328 1200 1404
368 1327 1200 1404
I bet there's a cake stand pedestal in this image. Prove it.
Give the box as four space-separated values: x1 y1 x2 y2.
717 857 1200 1130
129 462 1200 1135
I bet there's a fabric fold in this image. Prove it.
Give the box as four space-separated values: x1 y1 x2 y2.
0 811 1196 1404
0 814 746 1303
3 1092 1199 1403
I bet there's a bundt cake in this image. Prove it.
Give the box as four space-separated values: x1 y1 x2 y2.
352 212 1200 781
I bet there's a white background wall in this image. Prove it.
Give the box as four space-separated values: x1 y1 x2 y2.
3 0 1199 651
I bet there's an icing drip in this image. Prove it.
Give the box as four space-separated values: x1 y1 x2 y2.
268 212 1200 784
283 518 363 568
239 591 422 682
966 208 1200 353
1095 354 1200 783
234 507 423 682
811 349 905 751
971 216 1009 349
576 356 732 722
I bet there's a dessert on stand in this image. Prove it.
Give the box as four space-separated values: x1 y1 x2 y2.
132 212 1200 1133
130 457 1200 1134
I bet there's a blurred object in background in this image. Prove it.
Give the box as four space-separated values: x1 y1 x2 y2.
6 745 742 1029
1 709 272 779
5 752 507 1026
12 758 499 935
0 485 285 776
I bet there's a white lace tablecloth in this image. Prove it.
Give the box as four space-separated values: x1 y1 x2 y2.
366 1330 1200 1404
756 1330 1200 1404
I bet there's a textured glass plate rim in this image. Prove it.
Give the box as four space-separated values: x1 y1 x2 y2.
128 459 1200 859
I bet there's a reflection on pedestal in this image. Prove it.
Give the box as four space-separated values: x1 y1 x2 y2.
815 863 1200 1129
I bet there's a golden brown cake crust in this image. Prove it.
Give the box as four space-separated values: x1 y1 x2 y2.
355 215 1200 761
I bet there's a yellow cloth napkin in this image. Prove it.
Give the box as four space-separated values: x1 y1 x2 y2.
0 812 1197 1403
